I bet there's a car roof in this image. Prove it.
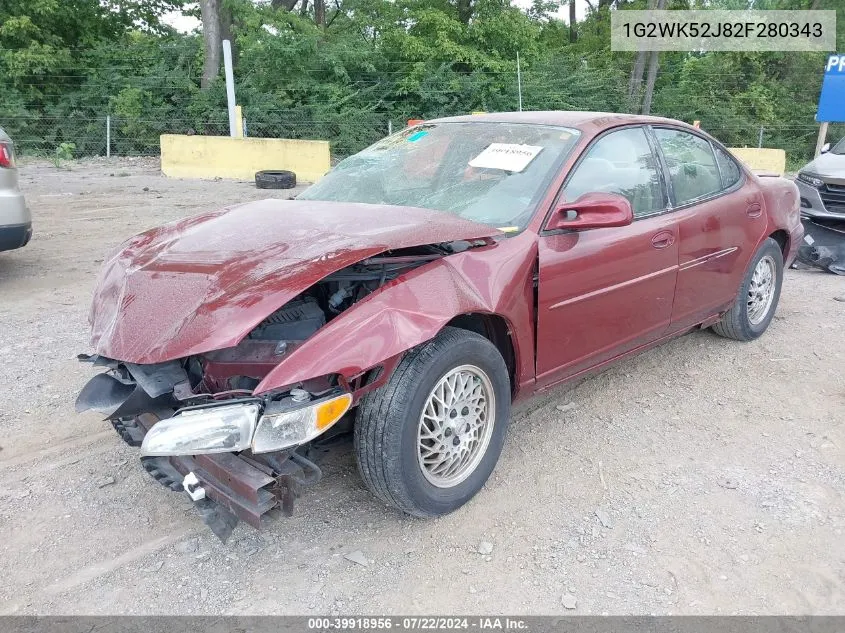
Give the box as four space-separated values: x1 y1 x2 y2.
426 111 695 135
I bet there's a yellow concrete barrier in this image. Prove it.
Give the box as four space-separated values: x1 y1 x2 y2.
160 134 331 183
727 147 787 176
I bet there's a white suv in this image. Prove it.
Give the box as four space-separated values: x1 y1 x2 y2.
0 126 31 252
795 136 845 220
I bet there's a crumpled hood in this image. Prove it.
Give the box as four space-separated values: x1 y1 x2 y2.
802 152 845 182
90 199 500 364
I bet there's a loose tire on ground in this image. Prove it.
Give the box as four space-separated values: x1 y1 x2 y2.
712 237 784 341
255 170 296 189
354 327 511 517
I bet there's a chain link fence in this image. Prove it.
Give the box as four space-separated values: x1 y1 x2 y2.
3 77 843 168
1 110 401 161
6 112 834 163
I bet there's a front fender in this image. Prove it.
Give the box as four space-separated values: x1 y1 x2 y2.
254 232 538 396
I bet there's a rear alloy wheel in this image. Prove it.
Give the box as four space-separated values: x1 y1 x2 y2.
355 327 510 517
747 254 778 325
712 238 783 341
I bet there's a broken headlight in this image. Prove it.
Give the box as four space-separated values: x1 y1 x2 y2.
252 393 352 454
140 402 260 456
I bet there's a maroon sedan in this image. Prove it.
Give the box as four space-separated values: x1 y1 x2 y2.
77 112 802 540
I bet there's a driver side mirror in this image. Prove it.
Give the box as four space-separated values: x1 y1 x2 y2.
546 192 634 231
821 142 831 154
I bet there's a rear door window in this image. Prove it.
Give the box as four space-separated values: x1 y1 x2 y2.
714 146 742 189
654 128 721 206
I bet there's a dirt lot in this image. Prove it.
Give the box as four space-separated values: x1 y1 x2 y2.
0 158 843 615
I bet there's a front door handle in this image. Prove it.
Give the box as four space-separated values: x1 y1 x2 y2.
746 203 762 218
651 231 675 249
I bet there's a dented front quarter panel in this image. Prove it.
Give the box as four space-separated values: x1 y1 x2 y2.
255 231 539 399
89 200 501 364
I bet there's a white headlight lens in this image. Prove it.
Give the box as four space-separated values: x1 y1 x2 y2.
252 393 352 454
140 403 259 456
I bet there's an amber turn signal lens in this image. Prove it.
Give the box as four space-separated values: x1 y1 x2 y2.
252 392 354 454
316 393 353 430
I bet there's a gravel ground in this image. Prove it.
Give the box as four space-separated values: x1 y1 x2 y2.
0 158 843 615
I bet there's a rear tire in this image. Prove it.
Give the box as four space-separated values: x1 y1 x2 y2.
354 327 510 517
712 238 783 341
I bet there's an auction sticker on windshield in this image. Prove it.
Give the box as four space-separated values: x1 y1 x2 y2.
469 143 544 172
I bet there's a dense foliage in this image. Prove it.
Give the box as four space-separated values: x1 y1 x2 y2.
1 0 843 165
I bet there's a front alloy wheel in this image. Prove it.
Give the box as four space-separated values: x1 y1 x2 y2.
355 327 510 517
417 365 496 488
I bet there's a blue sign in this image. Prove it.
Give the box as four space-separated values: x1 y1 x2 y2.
817 53 845 123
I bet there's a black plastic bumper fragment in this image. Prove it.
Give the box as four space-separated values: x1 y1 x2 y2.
111 417 144 447
76 372 135 415
796 218 845 275
141 456 184 491
75 371 173 419
142 455 241 542
125 361 189 399
195 498 240 543
76 356 190 419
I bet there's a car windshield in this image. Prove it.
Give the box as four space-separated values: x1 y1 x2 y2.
298 122 581 230
831 136 845 155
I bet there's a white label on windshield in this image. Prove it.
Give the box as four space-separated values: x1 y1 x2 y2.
469 143 543 172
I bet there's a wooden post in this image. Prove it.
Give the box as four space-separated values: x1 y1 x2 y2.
815 121 829 157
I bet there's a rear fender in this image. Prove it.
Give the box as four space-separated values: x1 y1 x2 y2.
254 232 538 397
757 174 802 256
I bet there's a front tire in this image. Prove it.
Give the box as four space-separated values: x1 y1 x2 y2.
712 238 783 341
354 327 510 517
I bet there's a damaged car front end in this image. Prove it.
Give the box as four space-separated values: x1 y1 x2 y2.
78 352 350 541
76 198 507 541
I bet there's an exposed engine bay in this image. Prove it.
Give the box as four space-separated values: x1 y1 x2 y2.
215 245 449 392
75 241 477 541
79 245 454 409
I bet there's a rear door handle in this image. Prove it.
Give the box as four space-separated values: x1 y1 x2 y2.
746 203 762 218
651 231 675 249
